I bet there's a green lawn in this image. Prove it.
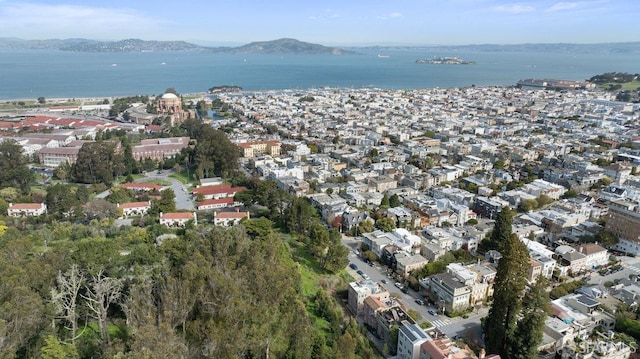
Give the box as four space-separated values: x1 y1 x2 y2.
139 179 171 186
601 80 640 91
169 169 197 185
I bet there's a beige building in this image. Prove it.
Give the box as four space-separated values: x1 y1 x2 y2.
236 140 281 158
155 91 192 125
607 199 640 255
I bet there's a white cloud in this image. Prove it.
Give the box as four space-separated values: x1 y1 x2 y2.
546 2 578 12
0 2 165 39
377 12 403 19
493 4 535 14
309 8 341 20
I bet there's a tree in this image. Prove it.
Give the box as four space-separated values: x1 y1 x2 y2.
375 217 396 232
519 198 538 212
81 270 123 347
157 188 176 213
594 230 619 247
380 194 390 209
192 126 240 179
389 193 401 208
50 264 84 345
0 139 34 193
483 207 513 251
511 277 551 359
46 184 80 217
83 199 118 220
483 233 529 358
71 141 120 185
323 229 349 273
37 96 46 104
40 335 79 359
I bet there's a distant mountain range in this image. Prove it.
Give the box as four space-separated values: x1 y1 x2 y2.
355 42 640 54
0 37 639 55
0 37 358 55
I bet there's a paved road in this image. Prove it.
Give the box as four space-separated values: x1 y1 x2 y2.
138 171 194 210
341 235 487 339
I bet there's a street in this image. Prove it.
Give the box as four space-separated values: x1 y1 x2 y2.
341 235 487 340
144 170 194 210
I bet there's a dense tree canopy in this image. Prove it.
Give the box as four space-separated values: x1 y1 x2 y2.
0 139 34 193
192 125 241 179
71 141 120 185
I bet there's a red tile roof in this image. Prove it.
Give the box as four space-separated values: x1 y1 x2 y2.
161 212 194 220
215 211 249 219
192 184 246 196
9 203 45 210
117 201 151 209
197 198 234 207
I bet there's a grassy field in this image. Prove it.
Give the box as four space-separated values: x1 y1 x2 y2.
139 179 172 186
601 80 640 91
169 169 197 185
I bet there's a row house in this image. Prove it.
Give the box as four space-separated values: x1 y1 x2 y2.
159 212 197 227
117 201 151 217
196 197 235 211
213 210 250 226
192 184 246 200
397 321 431 359
424 272 473 314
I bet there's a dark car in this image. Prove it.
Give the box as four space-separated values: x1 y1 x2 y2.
356 270 365 276
349 263 358 270
381 279 388 284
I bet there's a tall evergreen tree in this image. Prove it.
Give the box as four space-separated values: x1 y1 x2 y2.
483 233 529 358
511 277 551 359
484 206 514 251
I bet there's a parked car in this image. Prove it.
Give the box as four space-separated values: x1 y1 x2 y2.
357 270 365 276
428 309 438 316
381 279 388 284
394 282 403 288
415 299 425 305
349 263 358 270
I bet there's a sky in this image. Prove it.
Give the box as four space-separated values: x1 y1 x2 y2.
0 0 638 46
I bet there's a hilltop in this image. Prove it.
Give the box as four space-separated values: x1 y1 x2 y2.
0 37 357 55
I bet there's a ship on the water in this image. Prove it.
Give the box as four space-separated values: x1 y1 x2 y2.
415 56 475 64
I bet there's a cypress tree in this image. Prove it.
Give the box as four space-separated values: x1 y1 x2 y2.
483 233 529 358
511 277 551 359
490 206 514 250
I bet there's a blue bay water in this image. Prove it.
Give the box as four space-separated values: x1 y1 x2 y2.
0 49 638 99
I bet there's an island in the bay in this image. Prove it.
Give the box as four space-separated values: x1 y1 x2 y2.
415 56 476 64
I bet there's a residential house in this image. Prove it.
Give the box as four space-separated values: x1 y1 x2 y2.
347 279 387 315
117 201 151 217
213 210 250 226
394 252 429 278
192 184 246 200
197 197 235 211
7 202 47 217
160 212 197 227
